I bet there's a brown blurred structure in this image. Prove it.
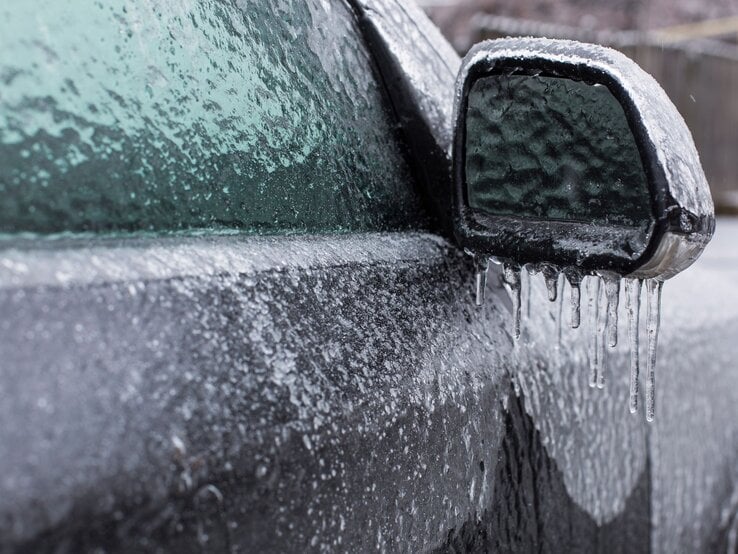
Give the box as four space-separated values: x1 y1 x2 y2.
421 0 738 212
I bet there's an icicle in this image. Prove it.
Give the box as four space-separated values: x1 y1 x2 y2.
587 277 600 388
542 265 559 302
502 263 522 340
524 269 532 318
595 279 608 389
565 270 582 329
474 259 489 306
604 277 621 348
557 276 565 347
625 279 642 414
645 279 663 422
571 284 581 329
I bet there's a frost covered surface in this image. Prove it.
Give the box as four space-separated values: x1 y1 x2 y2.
4 225 734 551
651 219 738 552
349 0 460 155
0 233 447 290
506 219 738 550
491 259 663 424
508 271 647 524
0 232 512 550
455 38 714 280
348 0 461 226
0 0 422 235
0 231 653 551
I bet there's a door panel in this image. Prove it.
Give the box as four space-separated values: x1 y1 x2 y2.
0 232 650 552
651 220 738 552
0 233 506 551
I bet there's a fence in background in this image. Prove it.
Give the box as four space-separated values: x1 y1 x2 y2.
470 14 738 212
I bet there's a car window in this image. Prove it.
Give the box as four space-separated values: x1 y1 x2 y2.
0 0 424 236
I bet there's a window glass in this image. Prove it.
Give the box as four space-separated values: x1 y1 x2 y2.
0 0 424 235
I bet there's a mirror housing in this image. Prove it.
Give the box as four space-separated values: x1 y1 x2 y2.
453 38 714 281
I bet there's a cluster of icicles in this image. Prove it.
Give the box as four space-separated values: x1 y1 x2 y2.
475 260 663 422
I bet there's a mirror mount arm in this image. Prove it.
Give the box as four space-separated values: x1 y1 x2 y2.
346 0 461 235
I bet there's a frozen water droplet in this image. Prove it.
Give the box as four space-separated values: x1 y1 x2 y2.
542 265 559 302
172 434 186 457
625 279 642 414
502 263 522 340
604 276 620 348
587 277 601 388
645 279 663 422
474 259 489 306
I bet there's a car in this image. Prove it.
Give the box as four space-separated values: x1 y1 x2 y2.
0 0 736 552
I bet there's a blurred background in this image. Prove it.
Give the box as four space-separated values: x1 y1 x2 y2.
419 0 738 214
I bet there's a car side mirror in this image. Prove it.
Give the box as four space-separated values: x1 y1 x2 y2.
453 38 715 304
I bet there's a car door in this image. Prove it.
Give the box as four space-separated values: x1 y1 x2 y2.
2 0 735 553
351 3 738 553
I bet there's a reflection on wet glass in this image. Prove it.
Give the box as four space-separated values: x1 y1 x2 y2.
465 74 652 230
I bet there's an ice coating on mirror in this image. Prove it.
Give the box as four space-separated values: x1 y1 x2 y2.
458 38 713 219
455 37 714 287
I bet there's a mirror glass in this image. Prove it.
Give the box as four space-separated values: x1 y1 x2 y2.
465 74 654 234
